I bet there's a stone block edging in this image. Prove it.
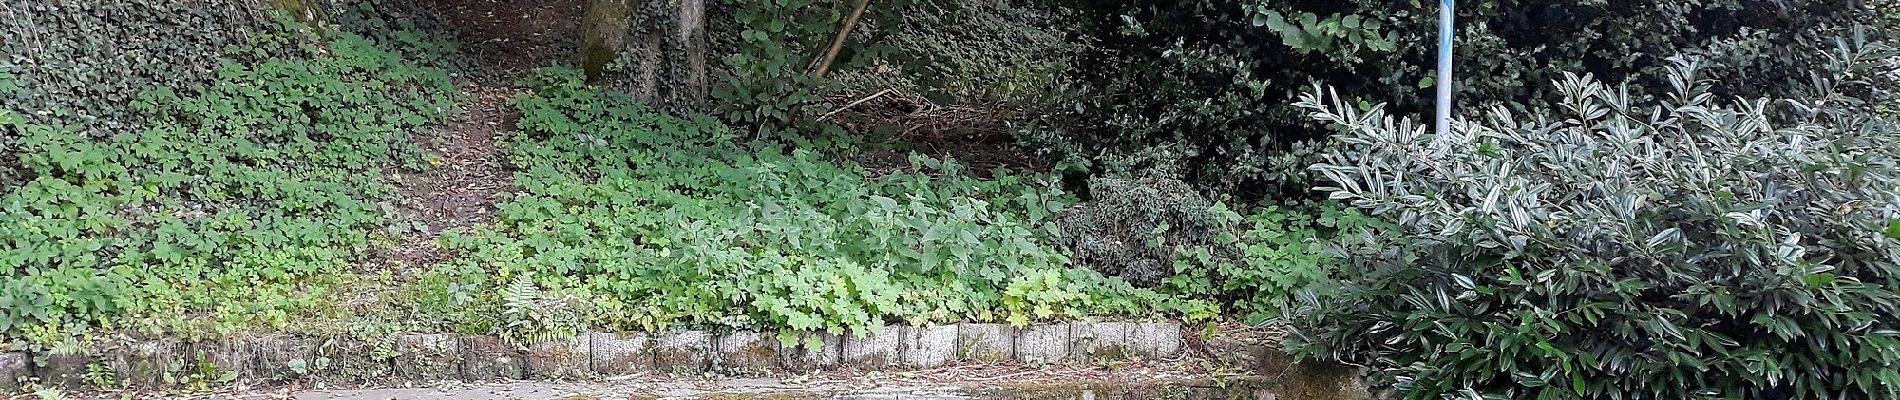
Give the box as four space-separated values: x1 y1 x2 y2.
0 320 1182 390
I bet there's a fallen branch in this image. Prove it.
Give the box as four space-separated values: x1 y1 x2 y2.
817 88 895 121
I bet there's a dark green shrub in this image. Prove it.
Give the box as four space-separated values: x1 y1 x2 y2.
707 0 863 129
1285 40 1900 398
323 0 468 70
1167 203 1394 324
1032 0 1890 199
0 0 266 132
1057 175 1393 322
1057 176 1226 287
706 0 1080 135
831 0 1085 107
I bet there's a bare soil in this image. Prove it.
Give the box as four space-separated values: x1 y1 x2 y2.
427 0 582 74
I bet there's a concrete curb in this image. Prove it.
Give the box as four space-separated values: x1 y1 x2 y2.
651 330 712 374
588 332 652 376
524 335 590 379
3 321 1183 389
955 323 1015 362
776 331 842 372
0 351 27 391
459 334 523 380
1015 323 1071 366
395 334 460 381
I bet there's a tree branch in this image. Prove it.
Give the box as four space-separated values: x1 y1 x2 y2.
810 0 872 79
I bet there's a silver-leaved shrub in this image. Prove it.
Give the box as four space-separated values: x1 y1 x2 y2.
1285 37 1900 399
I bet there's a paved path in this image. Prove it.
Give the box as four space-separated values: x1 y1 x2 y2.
294 380 984 400
279 374 1297 400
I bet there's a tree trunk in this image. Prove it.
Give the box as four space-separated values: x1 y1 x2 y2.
672 0 706 107
620 0 705 109
580 0 639 84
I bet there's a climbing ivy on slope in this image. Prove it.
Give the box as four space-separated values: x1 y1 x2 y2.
0 0 266 131
0 0 461 190
0 22 458 346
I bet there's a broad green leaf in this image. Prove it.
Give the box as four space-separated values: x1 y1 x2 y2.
1263 11 1291 32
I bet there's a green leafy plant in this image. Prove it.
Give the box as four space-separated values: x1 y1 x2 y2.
162 357 239 391
1251 9 1394 56
30 388 67 400
286 356 331 376
434 66 1178 337
1286 39 1900 399
1057 176 1228 287
712 0 857 128
81 362 118 388
1056 175 1389 323
1201 203 1390 323
497 275 585 347
1000 269 1086 326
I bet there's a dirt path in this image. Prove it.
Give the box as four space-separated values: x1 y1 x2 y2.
428 0 582 74
384 84 520 267
381 0 582 267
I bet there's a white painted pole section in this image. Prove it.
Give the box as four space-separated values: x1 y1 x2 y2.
1435 0 1454 137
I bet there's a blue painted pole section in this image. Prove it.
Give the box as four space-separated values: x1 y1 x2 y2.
1435 0 1453 137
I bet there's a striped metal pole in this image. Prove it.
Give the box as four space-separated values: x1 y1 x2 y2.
1435 0 1454 137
